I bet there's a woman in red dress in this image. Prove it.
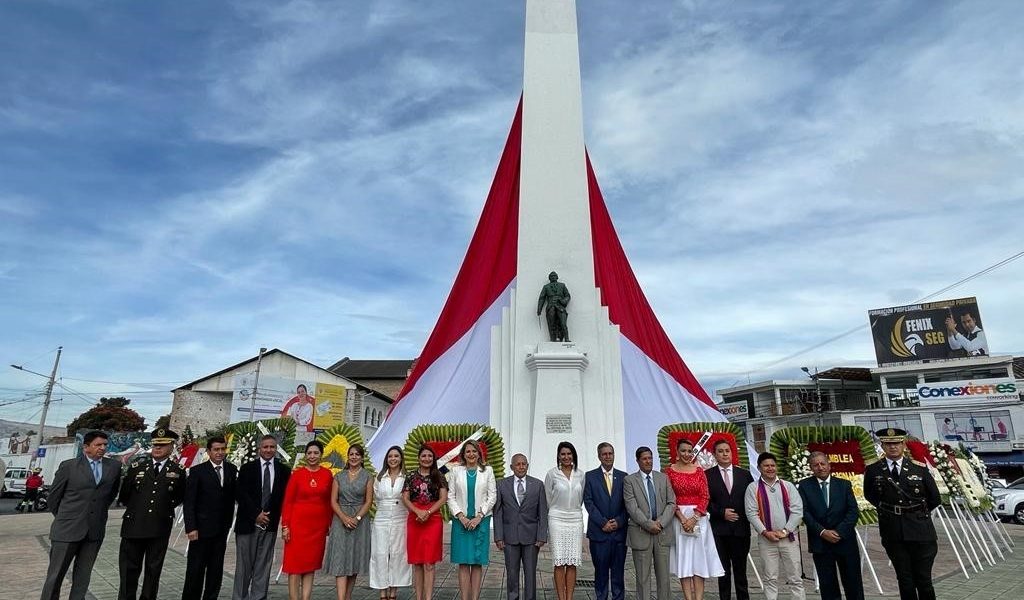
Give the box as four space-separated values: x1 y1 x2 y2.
402 445 448 600
666 438 723 600
281 440 334 600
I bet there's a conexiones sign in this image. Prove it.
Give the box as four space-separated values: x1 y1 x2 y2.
719 401 749 421
917 377 1018 406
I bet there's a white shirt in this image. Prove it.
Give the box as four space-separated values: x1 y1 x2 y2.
261 459 275 488
887 458 902 476
948 327 987 355
816 476 832 507
153 460 166 473
514 477 528 505
544 467 584 516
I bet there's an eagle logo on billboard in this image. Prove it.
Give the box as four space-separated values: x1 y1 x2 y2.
890 316 924 358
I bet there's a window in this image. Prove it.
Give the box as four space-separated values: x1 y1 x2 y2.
364 407 370 425
935 410 1013 443
854 415 924 439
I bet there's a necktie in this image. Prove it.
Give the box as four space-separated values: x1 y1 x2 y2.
91 460 101 484
516 479 526 506
890 461 899 480
605 471 613 494
216 465 223 487
262 462 272 510
820 480 828 508
723 468 732 493
153 462 161 476
646 474 657 520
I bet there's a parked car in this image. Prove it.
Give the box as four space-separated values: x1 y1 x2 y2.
2 466 28 497
994 480 1024 524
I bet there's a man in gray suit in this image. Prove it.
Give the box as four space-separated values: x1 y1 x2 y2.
41 430 123 600
493 453 548 600
623 446 676 600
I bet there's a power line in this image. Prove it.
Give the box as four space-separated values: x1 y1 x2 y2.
716 248 1024 377
59 376 190 386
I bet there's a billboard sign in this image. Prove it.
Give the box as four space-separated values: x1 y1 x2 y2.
719 401 749 421
230 374 349 432
918 378 1017 407
868 297 988 366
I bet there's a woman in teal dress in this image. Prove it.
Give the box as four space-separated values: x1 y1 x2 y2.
446 440 496 600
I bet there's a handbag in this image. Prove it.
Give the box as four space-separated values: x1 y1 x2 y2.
681 522 701 537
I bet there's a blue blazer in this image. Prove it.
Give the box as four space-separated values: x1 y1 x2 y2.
583 467 628 542
797 476 860 555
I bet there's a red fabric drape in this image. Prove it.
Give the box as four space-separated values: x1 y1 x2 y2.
587 155 714 409
391 100 522 411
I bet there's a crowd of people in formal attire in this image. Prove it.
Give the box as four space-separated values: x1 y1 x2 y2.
38 426 940 600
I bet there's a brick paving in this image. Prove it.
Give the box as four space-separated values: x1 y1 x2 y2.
1 507 1022 599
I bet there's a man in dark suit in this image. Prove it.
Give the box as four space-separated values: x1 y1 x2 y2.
233 434 291 600
493 453 548 600
863 428 940 600
623 446 675 600
182 436 238 600
583 442 628 600
118 427 186 600
41 430 123 600
797 452 864 600
706 439 755 600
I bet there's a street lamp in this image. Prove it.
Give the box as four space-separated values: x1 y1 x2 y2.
800 366 824 428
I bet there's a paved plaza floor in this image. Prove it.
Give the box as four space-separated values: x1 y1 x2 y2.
2 507 1022 600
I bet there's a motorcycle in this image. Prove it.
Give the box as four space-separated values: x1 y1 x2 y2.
14 485 48 513
33 485 49 512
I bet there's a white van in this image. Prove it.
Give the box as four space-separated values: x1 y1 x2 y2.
2 466 29 497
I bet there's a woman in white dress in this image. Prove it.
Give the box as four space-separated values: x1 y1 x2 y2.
544 441 585 600
369 446 412 600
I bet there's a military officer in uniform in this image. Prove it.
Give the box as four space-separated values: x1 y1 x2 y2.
117 427 186 600
863 428 940 600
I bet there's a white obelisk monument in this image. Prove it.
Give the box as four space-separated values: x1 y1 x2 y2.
490 0 626 468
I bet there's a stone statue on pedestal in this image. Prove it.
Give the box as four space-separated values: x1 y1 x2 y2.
537 271 571 342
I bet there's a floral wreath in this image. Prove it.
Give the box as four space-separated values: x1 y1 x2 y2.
311 422 375 474
225 417 297 468
769 425 879 525
924 441 992 513
404 423 506 520
657 421 749 469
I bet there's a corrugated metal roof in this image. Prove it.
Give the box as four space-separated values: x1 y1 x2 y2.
327 358 414 379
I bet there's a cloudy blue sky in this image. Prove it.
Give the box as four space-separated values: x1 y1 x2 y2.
2 1 1022 428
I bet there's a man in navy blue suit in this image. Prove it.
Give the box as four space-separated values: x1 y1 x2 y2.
584 442 628 600
797 452 864 600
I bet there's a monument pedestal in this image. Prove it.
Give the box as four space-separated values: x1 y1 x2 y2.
524 342 589 459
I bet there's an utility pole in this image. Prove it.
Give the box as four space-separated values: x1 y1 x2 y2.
18 346 62 469
801 366 823 428
248 347 267 422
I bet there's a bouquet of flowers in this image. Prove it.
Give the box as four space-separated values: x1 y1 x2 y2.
228 432 258 468
927 441 966 505
787 448 812 481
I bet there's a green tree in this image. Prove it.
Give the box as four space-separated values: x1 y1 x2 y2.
67 397 145 434
154 414 171 430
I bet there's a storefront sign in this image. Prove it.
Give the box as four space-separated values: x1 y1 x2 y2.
918 377 1017 406
719 401 749 421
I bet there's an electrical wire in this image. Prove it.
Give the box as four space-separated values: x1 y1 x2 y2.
712 249 1024 378
59 376 191 386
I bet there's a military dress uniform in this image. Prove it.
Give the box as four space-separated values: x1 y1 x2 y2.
117 428 186 600
863 428 941 600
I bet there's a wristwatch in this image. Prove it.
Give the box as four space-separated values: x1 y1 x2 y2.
780 528 789 536
356 515 362 522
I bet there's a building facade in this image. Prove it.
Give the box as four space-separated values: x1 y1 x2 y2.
718 356 1024 479
170 349 393 443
